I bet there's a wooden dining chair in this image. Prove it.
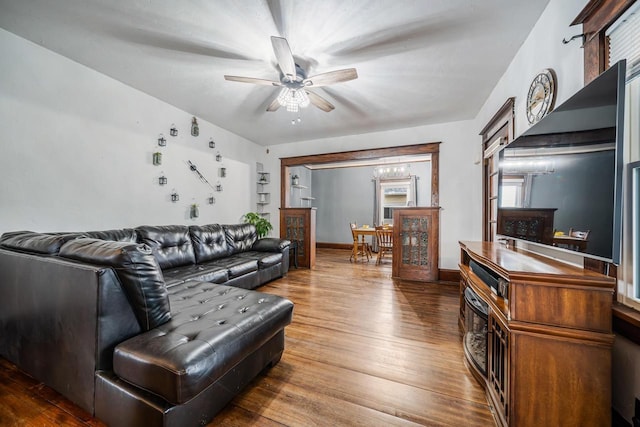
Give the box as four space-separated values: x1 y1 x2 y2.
375 226 393 265
568 228 590 240
350 223 371 262
567 228 590 251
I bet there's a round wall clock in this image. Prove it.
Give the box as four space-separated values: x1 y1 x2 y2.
526 69 556 124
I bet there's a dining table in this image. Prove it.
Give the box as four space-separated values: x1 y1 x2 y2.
351 226 376 262
552 235 588 252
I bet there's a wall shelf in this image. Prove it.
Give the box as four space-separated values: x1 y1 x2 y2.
291 182 313 207
256 165 270 218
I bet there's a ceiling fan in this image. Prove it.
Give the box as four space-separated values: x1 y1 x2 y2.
224 36 358 113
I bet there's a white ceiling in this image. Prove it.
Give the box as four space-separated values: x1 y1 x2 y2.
0 0 550 146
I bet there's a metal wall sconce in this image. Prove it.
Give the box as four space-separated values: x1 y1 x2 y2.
170 124 178 137
191 117 199 137
158 175 167 185
216 182 223 192
208 195 215 204
219 167 226 178
216 153 222 162
171 192 179 202
153 152 162 166
190 203 199 219
158 134 166 147
209 138 215 148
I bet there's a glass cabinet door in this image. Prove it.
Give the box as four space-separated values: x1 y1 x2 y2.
392 207 439 281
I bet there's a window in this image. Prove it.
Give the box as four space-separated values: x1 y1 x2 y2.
607 2 640 79
500 176 525 208
608 3 640 309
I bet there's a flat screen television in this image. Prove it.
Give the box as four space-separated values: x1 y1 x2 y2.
497 60 626 264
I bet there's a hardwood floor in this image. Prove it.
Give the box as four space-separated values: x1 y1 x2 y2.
0 248 495 426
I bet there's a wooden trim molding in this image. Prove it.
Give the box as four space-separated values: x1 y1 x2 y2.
280 142 441 167
571 0 637 83
317 242 352 250
613 302 640 345
280 142 441 209
479 97 515 143
439 269 460 283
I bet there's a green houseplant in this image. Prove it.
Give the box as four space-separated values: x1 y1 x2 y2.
243 212 273 238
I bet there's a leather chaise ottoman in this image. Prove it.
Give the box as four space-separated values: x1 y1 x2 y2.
95 281 293 426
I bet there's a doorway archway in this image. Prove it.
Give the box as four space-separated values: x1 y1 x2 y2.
279 142 440 208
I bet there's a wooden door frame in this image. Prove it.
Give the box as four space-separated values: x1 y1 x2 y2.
279 142 441 209
479 98 515 242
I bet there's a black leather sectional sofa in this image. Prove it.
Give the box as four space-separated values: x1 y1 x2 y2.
0 223 293 426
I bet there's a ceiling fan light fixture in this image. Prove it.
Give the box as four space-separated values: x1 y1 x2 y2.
277 88 310 112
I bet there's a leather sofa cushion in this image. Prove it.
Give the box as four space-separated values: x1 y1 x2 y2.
252 237 290 252
162 264 228 285
206 256 258 279
84 228 138 243
223 224 257 254
136 225 196 270
238 251 283 268
0 231 81 255
188 224 230 263
59 238 171 331
113 282 294 405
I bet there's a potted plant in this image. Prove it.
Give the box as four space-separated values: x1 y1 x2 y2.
243 212 273 238
292 174 299 186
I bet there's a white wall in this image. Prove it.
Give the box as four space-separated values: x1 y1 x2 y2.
474 0 586 137
0 28 263 233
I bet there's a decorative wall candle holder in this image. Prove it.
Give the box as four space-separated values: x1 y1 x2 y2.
158 175 167 185
208 195 216 204
170 124 178 137
157 134 166 147
219 167 226 178
191 117 199 137
216 182 223 192
153 152 162 165
216 153 222 162
209 138 215 148
190 203 199 219
171 192 179 202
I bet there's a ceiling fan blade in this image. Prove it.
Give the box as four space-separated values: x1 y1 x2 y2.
304 68 358 87
224 75 281 86
266 95 281 112
306 90 335 112
271 36 296 81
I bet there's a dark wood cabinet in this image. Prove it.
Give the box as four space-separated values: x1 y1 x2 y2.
280 208 316 269
392 207 439 281
497 208 557 245
459 241 615 427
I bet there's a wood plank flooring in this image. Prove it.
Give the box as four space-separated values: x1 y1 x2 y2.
0 248 495 426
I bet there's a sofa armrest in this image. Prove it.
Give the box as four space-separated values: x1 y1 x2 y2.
59 238 171 331
252 238 290 253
